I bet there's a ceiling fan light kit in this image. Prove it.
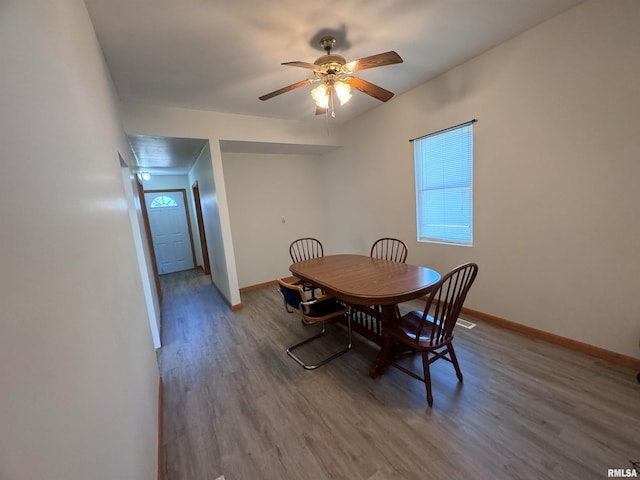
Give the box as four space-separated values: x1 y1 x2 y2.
333 81 352 105
311 80 351 108
311 83 330 108
259 36 402 118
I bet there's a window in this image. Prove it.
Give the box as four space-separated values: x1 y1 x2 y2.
150 195 178 208
414 121 474 246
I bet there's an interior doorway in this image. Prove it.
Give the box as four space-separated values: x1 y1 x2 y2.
192 181 211 276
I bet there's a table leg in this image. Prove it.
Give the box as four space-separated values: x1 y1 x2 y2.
369 304 399 378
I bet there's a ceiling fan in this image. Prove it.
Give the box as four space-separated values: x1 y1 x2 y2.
259 36 403 117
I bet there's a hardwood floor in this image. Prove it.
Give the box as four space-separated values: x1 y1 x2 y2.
159 269 640 480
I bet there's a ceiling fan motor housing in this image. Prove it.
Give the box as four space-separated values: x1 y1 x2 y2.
314 54 347 76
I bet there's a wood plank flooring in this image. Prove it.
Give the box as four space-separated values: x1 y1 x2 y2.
159 269 640 480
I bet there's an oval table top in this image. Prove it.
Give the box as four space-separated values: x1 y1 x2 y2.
290 254 441 306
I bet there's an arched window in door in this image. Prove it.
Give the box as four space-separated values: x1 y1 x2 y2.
149 195 178 208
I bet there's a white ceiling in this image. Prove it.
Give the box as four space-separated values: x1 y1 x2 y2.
127 136 342 175
88 0 585 170
127 135 208 175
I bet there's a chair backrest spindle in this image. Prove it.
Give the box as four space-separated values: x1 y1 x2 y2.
370 238 408 263
290 237 324 263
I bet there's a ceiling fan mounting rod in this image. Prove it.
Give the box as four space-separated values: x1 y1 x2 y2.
319 36 336 54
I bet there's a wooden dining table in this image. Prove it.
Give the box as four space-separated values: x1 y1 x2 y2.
289 254 441 376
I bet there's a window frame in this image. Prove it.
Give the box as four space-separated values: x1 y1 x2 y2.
149 195 178 208
413 120 475 247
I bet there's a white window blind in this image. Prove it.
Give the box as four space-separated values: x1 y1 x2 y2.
414 121 474 246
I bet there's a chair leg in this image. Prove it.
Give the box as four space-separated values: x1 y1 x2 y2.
448 343 463 383
421 353 433 407
286 317 352 370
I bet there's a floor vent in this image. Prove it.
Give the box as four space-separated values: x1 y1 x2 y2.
456 318 477 329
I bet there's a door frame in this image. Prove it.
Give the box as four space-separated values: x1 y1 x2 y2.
192 181 211 275
136 177 162 303
144 189 198 271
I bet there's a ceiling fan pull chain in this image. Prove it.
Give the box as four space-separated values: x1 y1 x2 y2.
330 86 336 118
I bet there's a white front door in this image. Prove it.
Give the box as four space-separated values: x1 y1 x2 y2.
144 191 194 275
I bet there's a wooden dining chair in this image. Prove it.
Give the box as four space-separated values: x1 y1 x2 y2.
289 237 324 299
378 262 478 406
370 237 408 263
366 237 408 321
277 278 352 370
289 237 324 263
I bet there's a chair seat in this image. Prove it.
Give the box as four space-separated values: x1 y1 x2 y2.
306 299 347 322
384 312 450 349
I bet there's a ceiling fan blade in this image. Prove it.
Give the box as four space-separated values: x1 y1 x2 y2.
259 79 314 101
344 51 403 72
281 61 320 71
344 77 395 102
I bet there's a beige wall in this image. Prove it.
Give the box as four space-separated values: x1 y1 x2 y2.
223 152 330 288
0 1 159 478
324 0 640 359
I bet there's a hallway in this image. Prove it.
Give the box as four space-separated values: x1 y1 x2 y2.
158 270 640 480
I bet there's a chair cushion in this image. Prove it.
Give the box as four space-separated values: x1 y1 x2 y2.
306 299 347 322
279 283 304 310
